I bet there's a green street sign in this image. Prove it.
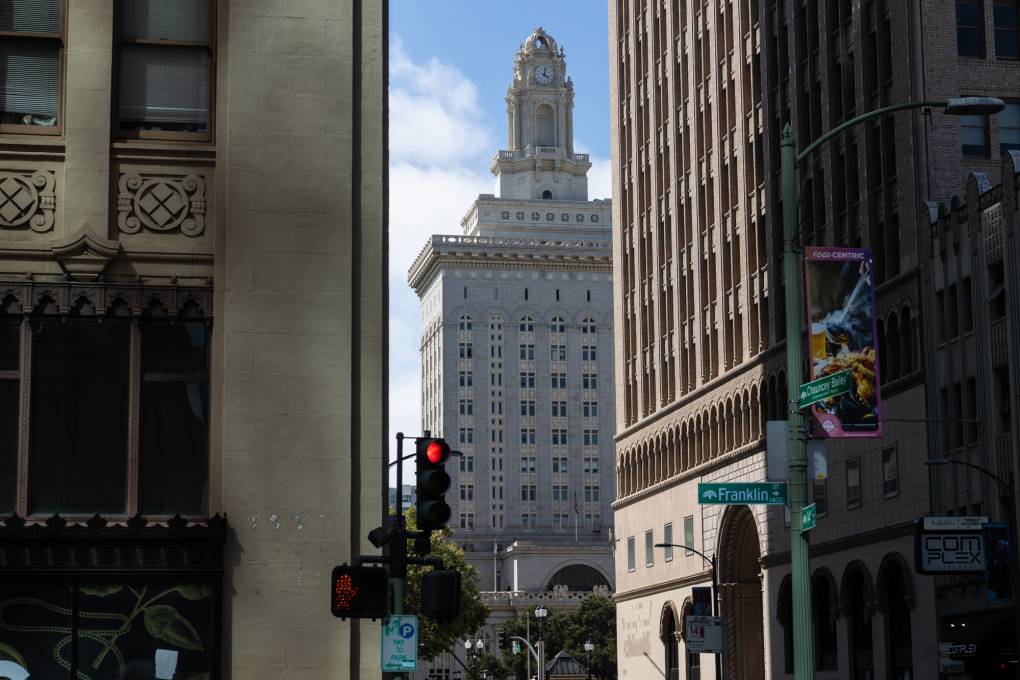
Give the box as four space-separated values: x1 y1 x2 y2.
799 369 853 409
697 482 788 506
802 503 817 531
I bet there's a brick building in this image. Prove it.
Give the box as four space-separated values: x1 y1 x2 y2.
609 1 1020 679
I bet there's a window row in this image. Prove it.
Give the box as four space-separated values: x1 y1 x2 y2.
1 0 214 139
960 101 1020 156
456 455 600 475
957 0 1019 60
456 315 598 334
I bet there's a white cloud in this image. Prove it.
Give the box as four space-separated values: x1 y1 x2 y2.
388 38 494 482
575 140 613 201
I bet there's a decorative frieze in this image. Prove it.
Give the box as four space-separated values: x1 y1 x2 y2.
0 169 56 232
118 172 206 237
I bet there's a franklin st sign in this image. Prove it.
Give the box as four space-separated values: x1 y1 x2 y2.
697 482 788 505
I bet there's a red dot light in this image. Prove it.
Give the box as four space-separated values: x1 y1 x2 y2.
427 441 446 464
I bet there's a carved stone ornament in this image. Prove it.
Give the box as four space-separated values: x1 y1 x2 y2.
0 169 56 231
118 172 206 237
51 228 121 281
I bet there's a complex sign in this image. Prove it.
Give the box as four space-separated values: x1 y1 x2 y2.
914 517 988 574
698 482 787 505
381 615 418 672
803 247 881 437
685 616 724 654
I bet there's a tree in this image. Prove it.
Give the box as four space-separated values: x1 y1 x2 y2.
401 507 489 661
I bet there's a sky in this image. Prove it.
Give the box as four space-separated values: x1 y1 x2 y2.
388 2 612 483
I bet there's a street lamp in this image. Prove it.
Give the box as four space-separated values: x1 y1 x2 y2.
779 95 1004 680
655 543 720 677
583 639 594 680
534 605 549 680
923 458 1020 652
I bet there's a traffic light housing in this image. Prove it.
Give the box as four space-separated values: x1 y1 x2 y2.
421 568 461 621
330 565 388 619
416 437 452 530
499 628 510 651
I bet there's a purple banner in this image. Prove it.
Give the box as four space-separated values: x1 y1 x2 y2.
804 247 882 438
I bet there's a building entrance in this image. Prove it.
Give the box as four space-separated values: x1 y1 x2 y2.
718 505 764 680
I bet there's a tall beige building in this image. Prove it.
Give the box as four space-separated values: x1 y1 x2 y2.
0 1 386 677
610 1 1020 679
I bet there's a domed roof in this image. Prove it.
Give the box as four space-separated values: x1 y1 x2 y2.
521 27 559 55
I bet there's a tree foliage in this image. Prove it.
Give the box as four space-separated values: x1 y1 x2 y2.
401 507 489 660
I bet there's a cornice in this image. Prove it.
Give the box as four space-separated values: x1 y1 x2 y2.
760 520 915 569
613 569 713 604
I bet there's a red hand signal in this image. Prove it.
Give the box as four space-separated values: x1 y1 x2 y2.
334 573 360 610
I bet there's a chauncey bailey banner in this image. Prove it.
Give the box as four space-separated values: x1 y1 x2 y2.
803 247 882 438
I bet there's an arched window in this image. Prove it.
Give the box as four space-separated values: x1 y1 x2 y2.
582 317 596 334
519 316 534 333
777 576 793 674
899 305 913 374
550 316 566 333
542 189 553 199
812 570 838 671
458 315 472 331
842 562 875 679
660 604 680 680
878 555 914 680
535 103 555 147
546 564 611 591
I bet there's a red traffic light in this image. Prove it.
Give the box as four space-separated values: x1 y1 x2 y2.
426 440 449 464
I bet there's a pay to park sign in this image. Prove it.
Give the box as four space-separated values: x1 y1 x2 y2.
698 482 788 506
381 615 418 672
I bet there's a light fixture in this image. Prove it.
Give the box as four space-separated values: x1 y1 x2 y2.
584 639 594 653
475 639 484 651
535 605 548 619
465 640 473 651
943 97 1006 116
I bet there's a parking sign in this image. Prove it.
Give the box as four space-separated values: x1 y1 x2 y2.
382 615 418 671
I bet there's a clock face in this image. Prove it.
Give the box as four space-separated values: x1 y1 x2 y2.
534 65 554 85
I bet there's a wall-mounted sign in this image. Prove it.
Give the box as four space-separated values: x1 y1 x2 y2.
915 517 987 574
685 615 724 654
803 247 881 438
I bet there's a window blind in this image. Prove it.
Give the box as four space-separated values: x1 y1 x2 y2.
119 44 208 128
0 0 61 34
119 0 209 43
0 39 59 121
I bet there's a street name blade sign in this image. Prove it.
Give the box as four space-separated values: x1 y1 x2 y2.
698 482 788 505
381 615 418 672
685 615 724 654
802 503 817 531
798 369 853 409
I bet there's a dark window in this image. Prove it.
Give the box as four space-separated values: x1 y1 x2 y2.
116 0 213 139
0 0 63 132
995 1 1019 58
957 0 985 57
29 319 131 515
847 457 862 508
0 317 19 513
139 319 210 515
813 574 838 671
542 190 553 199
1001 102 1020 151
882 445 899 497
960 114 990 155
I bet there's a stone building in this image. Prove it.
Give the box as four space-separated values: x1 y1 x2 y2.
0 1 386 677
407 28 616 677
609 1 1020 679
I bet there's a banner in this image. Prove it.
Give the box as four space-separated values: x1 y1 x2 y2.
803 247 882 437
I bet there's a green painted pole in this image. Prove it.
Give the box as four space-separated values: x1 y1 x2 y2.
780 123 814 679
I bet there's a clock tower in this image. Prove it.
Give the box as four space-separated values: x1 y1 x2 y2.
492 28 592 201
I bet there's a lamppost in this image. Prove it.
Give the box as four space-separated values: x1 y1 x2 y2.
465 638 486 679
583 639 594 680
535 605 548 680
924 457 1020 662
655 543 720 677
780 95 1004 680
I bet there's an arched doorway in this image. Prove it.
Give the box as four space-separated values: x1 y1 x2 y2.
718 505 764 680
660 602 681 680
545 564 611 591
877 553 914 680
841 560 875 680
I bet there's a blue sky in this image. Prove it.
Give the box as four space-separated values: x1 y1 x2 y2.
388 2 612 482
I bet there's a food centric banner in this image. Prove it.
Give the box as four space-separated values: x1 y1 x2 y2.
803 247 882 438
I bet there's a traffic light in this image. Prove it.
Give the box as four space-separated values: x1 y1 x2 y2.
421 568 461 621
416 437 452 530
499 629 510 651
330 565 388 619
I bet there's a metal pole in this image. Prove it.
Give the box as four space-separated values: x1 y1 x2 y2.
537 638 544 680
711 555 721 679
781 124 815 679
390 433 407 680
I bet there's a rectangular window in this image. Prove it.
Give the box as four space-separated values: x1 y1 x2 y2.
582 345 597 361
460 455 474 473
584 485 599 502
116 0 214 140
664 523 674 561
961 114 990 155
520 400 535 417
30 319 131 514
583 429 599 446
551 400 567 417
459 427 473 444
520 372 535 388
583 373 598 390
521 485 536 501
552 456 569 474
645 529 654 567
552 429 567 446
0 0 64 134
551 373 567 389
554 512 569 529
583 401 598 418
0 318 20 513
459 342 472 359
459 399 473 416
520 456 536 473
519 344 535 361
882 445 899 497
551 344 566 361
957 0 985 57
552 485 568 502
846 456 862 509
995 0 1019 58
813 479 829 516
627 536 636 572
520 429 535 445
139 318 210 515
1001 102 1020 151
460 485 473 501
458 371 472 387
583 457 599 474
460 513 474 529
684 515 694 555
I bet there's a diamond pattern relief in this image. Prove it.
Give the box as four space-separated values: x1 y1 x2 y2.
0 170 56 231
118 173 206 237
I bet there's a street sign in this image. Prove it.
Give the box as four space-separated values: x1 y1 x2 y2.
798 369 853 409
914 518 987 574
802 503 817 531
685 615 724 653
381 615 418 672
697 482 787 505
